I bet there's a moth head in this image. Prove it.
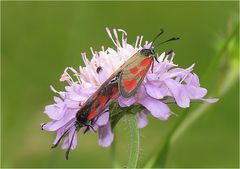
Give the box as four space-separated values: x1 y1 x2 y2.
140 48 155 57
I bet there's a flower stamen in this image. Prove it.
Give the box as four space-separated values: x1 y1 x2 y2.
106 27 118 47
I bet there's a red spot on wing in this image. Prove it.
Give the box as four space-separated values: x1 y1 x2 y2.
87 108 97 120
140 58 152 67
130 67 139 74
99 96 108 105
139 70 146 77
110 87 119 99
122 79 137 92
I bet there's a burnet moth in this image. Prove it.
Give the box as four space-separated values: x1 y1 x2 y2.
51 68 120 160
119 29 179 98
50 29 178 159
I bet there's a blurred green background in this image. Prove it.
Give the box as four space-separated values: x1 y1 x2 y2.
1 1 239 168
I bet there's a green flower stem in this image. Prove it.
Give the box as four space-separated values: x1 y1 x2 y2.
127 114 140 169
110 104 143 168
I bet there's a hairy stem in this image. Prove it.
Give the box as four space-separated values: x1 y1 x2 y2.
127 114 140 169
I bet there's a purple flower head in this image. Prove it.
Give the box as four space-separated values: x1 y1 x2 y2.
42 28 147 157
42 27 218 158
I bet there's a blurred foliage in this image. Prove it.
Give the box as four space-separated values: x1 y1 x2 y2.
1 1 239 168
145 16 239 168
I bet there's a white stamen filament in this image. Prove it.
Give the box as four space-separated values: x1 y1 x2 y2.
101 46 105 52
144 41 149 47
81 53 89 66
50 85 59 93
61 68 75 85
68 67 81 84
135 36 139 48
105 27 118 47
179 64 195 83
180 72 190 84
90 47 95 57
113 29 120 47
170 52 175 63
158 52 166 62
117 29 127 36
164 55 169 62
139 36 143 48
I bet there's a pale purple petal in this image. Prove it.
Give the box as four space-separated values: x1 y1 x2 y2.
54 96 63 103
185 73 200 86
139 95 170 120
146 73 158 81
145 83 164 99
98 122 114 147
67 86 98 102
98 69 108 84
165 79 190 108
42 110 77 131
96 111 109 126
137 110 149 128
118 96 136 107
200 98 219 103
162 64 194 80
62 127 77 150
144 42 152 49
44 104 66 120
53 126 66 145
65 83 81 93
64 99 80 108
184 86 207 99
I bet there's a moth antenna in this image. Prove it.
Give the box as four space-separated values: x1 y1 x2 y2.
82 123 96 134
51 123 75 148
154 55 160 63
155 37 179 48
65 128 77 160
150 28 164 49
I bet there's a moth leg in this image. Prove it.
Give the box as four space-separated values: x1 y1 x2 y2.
151 59 155 73
154 55 159 63
83 124 96 133
89 125 97 132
